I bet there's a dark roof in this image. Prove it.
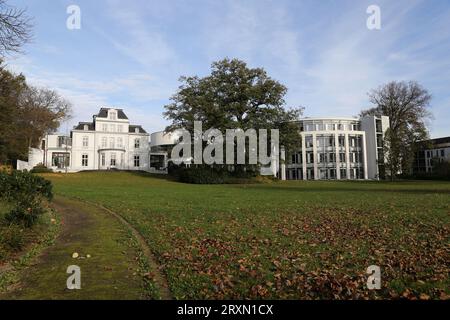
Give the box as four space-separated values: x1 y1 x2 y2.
417 136 450 148
129 125 147 134
97 108 128 119
73 122 95 131
428 136 450 145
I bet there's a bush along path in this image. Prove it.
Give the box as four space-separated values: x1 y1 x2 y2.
0 196 171 300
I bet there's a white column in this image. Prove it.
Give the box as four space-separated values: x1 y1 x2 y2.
362 133 368 179
345 133 350 179
280 147 286 181
335 133 340 180
312 133 318 180
301 133 307 180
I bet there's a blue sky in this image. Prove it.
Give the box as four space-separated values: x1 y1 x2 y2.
6 0 450 138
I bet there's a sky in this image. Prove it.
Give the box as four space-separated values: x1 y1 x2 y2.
5 0 450 138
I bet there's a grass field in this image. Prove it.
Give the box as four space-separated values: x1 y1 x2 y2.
42 172 449 299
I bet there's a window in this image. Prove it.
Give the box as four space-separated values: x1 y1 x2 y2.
109 111 117 120
109 137 115 148
101 153 106 166
110 124 116 132
134 138 140 149
318 153 326 164
441 150 445 157
338 124 344 130
101 137 107 148
117 137 123 148
350 152 355 163
82 136 89 147
329 169 336 179
306 152 314 164
340 169 347 179
110 153 116 166
307 168 314 180
134 155 140 167
102 124 108 132
339 153 346 162
117 125 123 133
338 136 345 147
82 154 88 167
329 153 336 163
58 136 68 148
305 136 313 148
52 153 70 169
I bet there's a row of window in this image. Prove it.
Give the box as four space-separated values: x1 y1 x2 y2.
288 167 365 180
291 152 363 164
304 135 362 149
426 149 446 158
81 154 141 167
81 137 141 149
301 123 360 132
100 123 125 133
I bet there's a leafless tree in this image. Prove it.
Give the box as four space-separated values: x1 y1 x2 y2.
0 0 32 56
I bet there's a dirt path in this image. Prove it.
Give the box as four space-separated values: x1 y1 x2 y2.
0 196 171 300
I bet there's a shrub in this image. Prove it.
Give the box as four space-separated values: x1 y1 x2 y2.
30 164 53 173
0 171 53 227
170 165 269 184
178 166 229 184
0 225 25 251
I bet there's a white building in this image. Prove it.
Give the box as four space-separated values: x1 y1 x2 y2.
17 108 389 180
413 136 450 174
18 108 150 172
286 115 389 180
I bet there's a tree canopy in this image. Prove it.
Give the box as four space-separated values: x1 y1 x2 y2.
164 58 303 165
0 62 72 164
361 81 432 178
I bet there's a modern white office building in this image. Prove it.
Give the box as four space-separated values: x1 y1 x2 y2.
17 108 390 180
285 115 389 180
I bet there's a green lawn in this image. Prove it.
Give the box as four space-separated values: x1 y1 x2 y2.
42 172 450 299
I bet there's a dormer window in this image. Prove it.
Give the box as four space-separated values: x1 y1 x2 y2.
84 124 88 131
109 111 117 120
135 127 139 133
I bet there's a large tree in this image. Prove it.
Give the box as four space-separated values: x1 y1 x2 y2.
0 62 72 165
361 81 432 178
164 58 303 171
0 60 27 163
0 0 32 56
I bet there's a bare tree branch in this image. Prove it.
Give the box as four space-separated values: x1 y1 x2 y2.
0 0 33 56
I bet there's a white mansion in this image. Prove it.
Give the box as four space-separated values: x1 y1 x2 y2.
17 107 390 180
